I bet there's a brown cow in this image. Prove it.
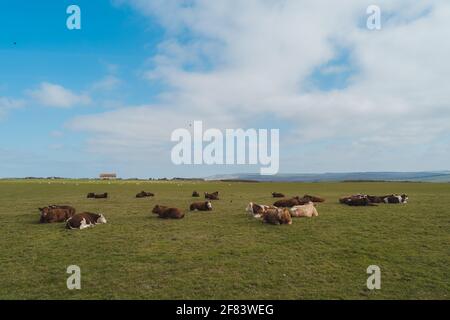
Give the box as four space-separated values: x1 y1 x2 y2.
66 212 107 230
192 191 200 197
190 201 212 211
273 196 308 208
95 193 108 199
301 194 325 203
205 192 219 200
136 191 154 198
39 206 76 223
340 195 377 206
152 205 167 213
366 195 384 203
87 192 108 199
262 208 292 225
152 205 185 219
290 202 319 218
272 192 285 198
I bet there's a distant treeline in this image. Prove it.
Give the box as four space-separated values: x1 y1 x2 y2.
14 177 207 181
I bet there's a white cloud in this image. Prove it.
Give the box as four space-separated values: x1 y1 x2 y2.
91 75 121 91
0 96 25 119
28 82 91 108
70 0 450 172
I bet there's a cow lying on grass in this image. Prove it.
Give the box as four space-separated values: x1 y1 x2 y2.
290 202 319 218
87 192 108 199
273 196 308 208
192 191 200 197
383 194 408 204
340 195 377 206
136 191 154 198
152 205 185 219
262 208 292 225
272 192 285 198
246 204 292 225
66 212 107 230
341 194 408 206
39 205 76 223
246 202 277 218
190 201 212 211
205 192 219 200
301 194 325 203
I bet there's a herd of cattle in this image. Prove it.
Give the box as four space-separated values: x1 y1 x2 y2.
37 190 408 229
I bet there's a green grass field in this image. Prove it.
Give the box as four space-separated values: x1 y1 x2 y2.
0 179 448 300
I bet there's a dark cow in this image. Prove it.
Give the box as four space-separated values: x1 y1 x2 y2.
272 192 285 198
301 194 325 203
383 194 408 204
262 208 292 225
190 201 212 211
95 193 108 199
87 192 108 199
192 191 200 197
39 205 76 223
136 191 154 198
66 212 107 229
152 205 185 219
366 195 384 203
205 192 219 200
273 196 308 208
340 195 377 206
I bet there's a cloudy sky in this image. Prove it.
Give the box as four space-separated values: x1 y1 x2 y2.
1 0 449 178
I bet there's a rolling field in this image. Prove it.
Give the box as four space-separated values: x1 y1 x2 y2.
0 179 449 300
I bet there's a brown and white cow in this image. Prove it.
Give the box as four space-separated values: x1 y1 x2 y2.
66 212 107 229
290 202 319 218
39 205 76 223
190 201 212 211
246 202 277 218
262 208 292 225
152 205 185 219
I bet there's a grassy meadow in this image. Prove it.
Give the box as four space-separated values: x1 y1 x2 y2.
0 179 449 300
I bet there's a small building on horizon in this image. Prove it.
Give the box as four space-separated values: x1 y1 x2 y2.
99 173 117 180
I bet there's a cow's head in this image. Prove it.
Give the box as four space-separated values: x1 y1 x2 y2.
152 205 161 214
401 194 408 203
279 208 292 225
246 202 254 214
97 214 107 224
38 207 50 215
206 201 212 210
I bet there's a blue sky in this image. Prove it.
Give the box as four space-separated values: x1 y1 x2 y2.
1 1 449 178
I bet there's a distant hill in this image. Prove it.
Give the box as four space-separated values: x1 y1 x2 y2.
206 171 450 182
